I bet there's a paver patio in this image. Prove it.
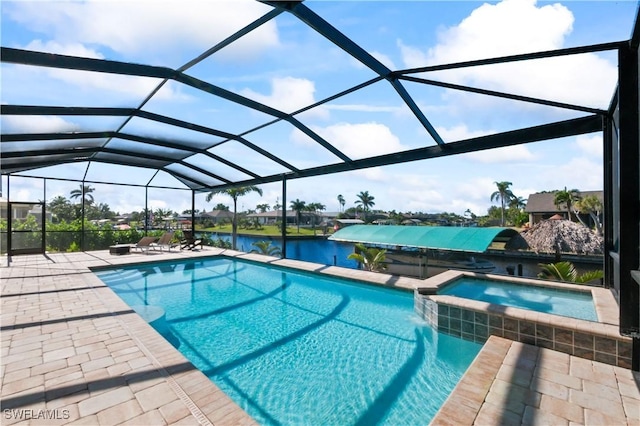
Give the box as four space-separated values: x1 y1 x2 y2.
1 249 638 425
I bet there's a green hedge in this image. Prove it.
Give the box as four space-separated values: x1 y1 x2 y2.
0 216 174 253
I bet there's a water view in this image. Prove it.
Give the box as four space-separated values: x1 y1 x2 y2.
202 232 602 279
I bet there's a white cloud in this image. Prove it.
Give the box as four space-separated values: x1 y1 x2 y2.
352 167 388 182
241 77 328 118
434 123 536 163
5 0 278 62
428 0 573 62
464 145 537 164
24 40 104 59
17 41 189 101
399 0 617 108
575 134 603 158
304 122 407 159
370 51 396 70
542 156 604 190
3 62 187 105
1 115 80 133
325 104 402 113
436 123 492 142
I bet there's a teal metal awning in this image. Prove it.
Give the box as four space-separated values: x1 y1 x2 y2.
329 225 519 253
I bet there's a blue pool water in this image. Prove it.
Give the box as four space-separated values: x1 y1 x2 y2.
439 277 598 321
95 257 481 425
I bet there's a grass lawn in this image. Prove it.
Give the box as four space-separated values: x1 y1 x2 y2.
198 224 329 237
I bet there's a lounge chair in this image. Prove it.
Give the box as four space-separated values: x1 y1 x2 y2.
151 232 179 252
180 230 203 250
130 236 158 254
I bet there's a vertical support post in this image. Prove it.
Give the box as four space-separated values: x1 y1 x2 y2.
81 182 85 251
603 115 614 290
281 175 287 259
191 190 196 233
6 175 11 264
145 187 149 234
617 42 640 367
42 178 46 252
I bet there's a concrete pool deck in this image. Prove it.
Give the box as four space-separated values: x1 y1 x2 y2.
1 249 638 425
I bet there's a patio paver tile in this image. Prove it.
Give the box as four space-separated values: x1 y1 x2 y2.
569 388 625 419
582 378 624 403
530 377 570 400
67 414 99 425
77 387 134 416
3 367 32 384
158 398 193 424
30 359 68 377
4 355 43 373
522 405 570 426
117 409 167 426
95 398 143 425
583 407 627 425
80 356 115 373
134 382 179 412
539 394 585 423
1 374 45 397
534 366 582 390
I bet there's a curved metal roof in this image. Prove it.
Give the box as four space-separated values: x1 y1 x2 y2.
329 225 520 253
1 1 627 192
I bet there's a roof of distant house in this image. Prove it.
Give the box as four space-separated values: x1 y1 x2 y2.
202 210 234 218
525 190 603 213
247 210 305 218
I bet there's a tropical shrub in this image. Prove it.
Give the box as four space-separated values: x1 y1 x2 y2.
348 243 387 272
210 237 231 249
251 240 282 257
537 261 603 284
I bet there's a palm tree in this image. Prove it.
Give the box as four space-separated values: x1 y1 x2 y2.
337 194 345 212
306 202 326 234
290 199 306 233
250 240 282 257
575 195 603 235
355 191 375 222
554 187 581 221
348 243 387 272
490 181 515 226
153 208 173 227
69 184 95 205
509 196 526 210
256 203 270 213
206 186 263 250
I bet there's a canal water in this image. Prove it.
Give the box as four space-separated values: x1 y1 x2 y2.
203 232 603 280
205 232 359 269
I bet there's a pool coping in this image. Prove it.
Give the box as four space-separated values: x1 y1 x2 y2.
2 249 637 425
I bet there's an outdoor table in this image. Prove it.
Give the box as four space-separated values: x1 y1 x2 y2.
109 244 131 255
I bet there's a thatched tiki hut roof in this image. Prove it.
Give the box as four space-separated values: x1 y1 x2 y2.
510 218 604 255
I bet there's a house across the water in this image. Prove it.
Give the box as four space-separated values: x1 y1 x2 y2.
525 190 603 226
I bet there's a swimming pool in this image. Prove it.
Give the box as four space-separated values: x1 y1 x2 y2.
438 276 597 321
95 256 481 425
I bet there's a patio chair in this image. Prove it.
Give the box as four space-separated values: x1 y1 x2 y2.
180 230 203 250
151 232 179 252
130 236 158 254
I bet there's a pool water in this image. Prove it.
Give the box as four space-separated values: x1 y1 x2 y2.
439 277 597 322
96 257 481 426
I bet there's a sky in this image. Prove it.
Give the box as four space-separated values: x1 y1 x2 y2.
1 0 638 216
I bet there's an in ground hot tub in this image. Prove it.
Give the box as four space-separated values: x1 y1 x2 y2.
437 275 597 321
414 270 633 368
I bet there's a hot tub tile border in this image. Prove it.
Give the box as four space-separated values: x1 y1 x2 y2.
417 293 633 369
